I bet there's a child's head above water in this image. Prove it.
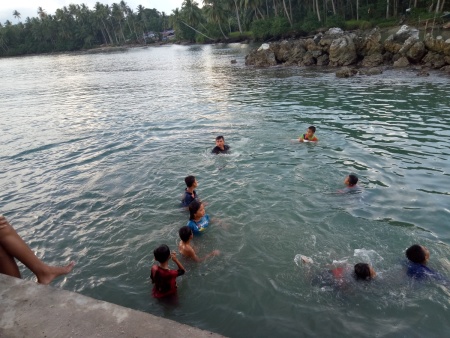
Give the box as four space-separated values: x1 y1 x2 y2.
354 263 376 280
179 226 193 243
305 126 316 137
345 174 358 187
406 244 430 264
153 244 171 263
185 175 197 188
189 200 205 220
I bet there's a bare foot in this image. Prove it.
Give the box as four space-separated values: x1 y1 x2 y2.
37 261 75 285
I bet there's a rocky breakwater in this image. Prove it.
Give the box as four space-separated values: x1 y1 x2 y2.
245 26 450 77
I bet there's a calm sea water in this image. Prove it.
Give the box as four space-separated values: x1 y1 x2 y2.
1 44 449 337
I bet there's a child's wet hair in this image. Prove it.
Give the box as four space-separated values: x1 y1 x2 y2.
188 200 202 220
179 226 193 242
406 244 426 264
216 135 224 141
308 126 316 133
348 174 358 186
354 263 372 280
153 244 171 263
185 175 196 188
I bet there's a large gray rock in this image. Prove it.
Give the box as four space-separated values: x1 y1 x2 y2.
302 51 316 66
329 35 358 66
393 56 410 67
359 67 383 76
405 40 426 63
357 27 383 56
422 51 447 69
392 25 419 43
362 53 384 67
424 35 450 56
245 46 277 67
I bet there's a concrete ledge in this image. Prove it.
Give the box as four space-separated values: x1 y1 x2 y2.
0 274 224 337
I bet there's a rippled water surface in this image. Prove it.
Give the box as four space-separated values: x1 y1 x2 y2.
1 44 450 337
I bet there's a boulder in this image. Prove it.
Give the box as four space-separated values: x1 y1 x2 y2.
424 35 450 56
316 54 329 66
440 65 450 73
272 40 292 63
405 40 426 63
336 67 358 78
393 56 410 67
417 69 430 76
361 53 384 67
384 36 403 54
422 51 446 69
302 51 316 66
393 25 419 43
245 46 277 67
329 35 358 66
357 27 383 56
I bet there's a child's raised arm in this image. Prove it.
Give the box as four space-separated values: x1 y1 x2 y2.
171 252 186 273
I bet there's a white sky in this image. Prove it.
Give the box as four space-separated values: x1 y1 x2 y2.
1 0 185 24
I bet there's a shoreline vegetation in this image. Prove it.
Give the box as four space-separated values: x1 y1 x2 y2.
1 1 449 58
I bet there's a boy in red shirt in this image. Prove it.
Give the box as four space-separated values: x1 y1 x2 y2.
150 244 185 298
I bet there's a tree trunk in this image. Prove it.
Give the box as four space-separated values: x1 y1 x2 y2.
282 0 293 26
181 20 214 40
316 0 322 21
331 0 337 15
219 22 228 40
435 0 441 13
440 0 445 11
357 0 359 20
233 0 243 33
386 0 390 19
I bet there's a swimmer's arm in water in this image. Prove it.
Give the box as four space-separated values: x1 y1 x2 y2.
179 242 219 262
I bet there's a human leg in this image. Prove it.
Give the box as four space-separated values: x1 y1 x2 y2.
0 215 74 284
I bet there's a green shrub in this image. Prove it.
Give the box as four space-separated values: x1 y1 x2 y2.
270 16 290 38
251 18 273 40
345 20 372 30
326 15 346 29
300 14 321 34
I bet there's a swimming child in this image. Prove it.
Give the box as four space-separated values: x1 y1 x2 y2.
344 174 358 188
178 226 220 262
150 244 186 298
182 175 198 207
298 126 318 143
300 256 376 288
405 244 447 282
187 200 210 234
211 135 230 154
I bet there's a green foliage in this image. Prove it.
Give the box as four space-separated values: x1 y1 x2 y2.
271 17 290 38
300 13 321 34
326 15 346 29
251 19 273 40
345 20 372 30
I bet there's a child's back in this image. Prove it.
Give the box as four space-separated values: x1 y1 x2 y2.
151 244 185 298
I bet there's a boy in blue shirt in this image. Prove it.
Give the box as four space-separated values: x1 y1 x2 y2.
405 244 447 283
181 175 198 207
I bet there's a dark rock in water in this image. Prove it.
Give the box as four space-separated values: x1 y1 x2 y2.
417 69 430 76
440 65 450 73
231 59 237 64
336 67 358 78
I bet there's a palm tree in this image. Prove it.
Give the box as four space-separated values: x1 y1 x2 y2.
203 0 229 39
13 10 21 23
37 7 47 20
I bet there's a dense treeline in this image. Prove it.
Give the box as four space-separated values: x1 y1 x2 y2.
1 0 449 56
